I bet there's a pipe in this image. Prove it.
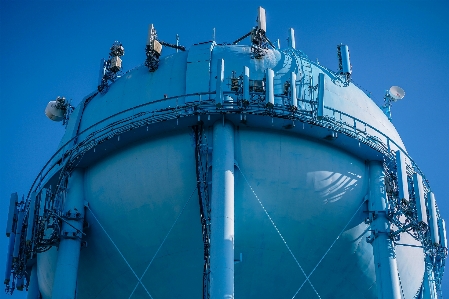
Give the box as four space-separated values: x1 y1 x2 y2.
210 120 234 299
369 161 401 299
317 73 325 119
290 72 297 108
52 169 85 299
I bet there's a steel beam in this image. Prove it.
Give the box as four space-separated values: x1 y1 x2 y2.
369 161 401 299
210 120 234 299
52 169 85 299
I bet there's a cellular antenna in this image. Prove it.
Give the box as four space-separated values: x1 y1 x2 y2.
232 6 275 59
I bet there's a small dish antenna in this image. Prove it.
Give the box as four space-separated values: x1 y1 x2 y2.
45 96 74 125
383 86 405 120
388 86 405 101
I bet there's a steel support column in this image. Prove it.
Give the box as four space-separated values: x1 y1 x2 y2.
369 161 401 299
210 120 234 299
52 169 85 299
422 256 438 299
27 265 40 299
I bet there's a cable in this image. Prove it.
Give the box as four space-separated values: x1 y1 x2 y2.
236 164 321 299
87 205 153 298
127 187 197 299
291 198 366 297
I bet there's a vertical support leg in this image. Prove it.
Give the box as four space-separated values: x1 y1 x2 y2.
210 120 234 299
52 169 85 299
422 256 438 299
369 161 401 299
27 265 40 299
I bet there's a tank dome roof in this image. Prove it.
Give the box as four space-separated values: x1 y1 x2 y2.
59 44 406 157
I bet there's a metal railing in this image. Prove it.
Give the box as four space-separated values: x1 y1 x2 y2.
18 85 446 294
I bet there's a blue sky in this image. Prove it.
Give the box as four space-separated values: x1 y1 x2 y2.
0 1 448 298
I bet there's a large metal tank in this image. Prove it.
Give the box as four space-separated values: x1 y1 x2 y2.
4 7 447 299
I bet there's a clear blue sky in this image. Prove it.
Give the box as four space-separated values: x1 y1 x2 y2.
0 1 448 298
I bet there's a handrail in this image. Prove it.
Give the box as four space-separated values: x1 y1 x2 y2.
27 89 432 203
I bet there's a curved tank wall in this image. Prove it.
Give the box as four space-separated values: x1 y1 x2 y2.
30 42 434 299
37 129 424 298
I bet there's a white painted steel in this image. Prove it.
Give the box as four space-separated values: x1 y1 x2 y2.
369 161 401 299
52 169 84 299
210 120 235 299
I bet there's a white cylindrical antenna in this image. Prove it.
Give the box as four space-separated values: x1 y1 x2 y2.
257 7 266 32
413 173 428 224
243 66 250 101
340 44 351 74
428 192 440 245
216 59 225 105
439 219 447 248
288 28 296 49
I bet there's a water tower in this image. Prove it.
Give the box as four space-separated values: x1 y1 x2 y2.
4 7 447 299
